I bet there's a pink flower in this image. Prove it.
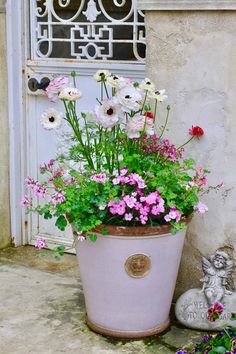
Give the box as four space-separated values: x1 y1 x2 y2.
91 173 108 184
128 173 147 189
120 167 128 176
35 237 47 250
40 159 55 173
140 191 159 205
109 200 126 216
112 175 129 185
151 203 165 216
139 205 150 216
33 183 47 197
164 207 181 222
194 201 208 214
53 168 64 179
123 195 137 208
20 196 31 207
45 76 70 102
25 177 36 189
77 232 86 242
140 214 148 224
99 205 106 210
124 213 133 221
49 190 66 205
134 201 142 211
195 167 204 175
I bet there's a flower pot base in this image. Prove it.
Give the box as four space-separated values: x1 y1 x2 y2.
86 316 170 339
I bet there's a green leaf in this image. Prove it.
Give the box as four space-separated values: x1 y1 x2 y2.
231 312 236 321
55 215 67 231
101 227 108 235
89 234 97 242
211 347 227 353
55 256 61 261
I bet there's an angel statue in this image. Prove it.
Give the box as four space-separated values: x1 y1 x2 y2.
200 250 234 306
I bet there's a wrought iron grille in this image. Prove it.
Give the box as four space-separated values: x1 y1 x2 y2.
31 0 146 62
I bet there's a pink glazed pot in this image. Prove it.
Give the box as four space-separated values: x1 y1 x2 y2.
75 221 190 338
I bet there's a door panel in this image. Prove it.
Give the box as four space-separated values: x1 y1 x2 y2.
26 1 146 248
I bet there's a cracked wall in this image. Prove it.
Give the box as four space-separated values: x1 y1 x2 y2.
145 10 236 298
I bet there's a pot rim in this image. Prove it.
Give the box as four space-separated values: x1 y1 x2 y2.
92 216 192 237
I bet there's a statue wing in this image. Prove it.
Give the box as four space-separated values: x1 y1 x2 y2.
225 260 234 277
202 257 214 275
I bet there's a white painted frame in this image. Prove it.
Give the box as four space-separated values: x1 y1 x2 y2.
6 0 28 246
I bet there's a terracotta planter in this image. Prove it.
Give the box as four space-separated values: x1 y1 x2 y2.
75 220 190 338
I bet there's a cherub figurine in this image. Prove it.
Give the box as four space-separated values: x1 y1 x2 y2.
200 251 234 306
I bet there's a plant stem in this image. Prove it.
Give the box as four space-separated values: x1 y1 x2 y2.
159 105 170 139
177 136 194 150
103 82 109 99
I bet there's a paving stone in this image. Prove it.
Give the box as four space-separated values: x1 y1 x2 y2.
0 247 208 354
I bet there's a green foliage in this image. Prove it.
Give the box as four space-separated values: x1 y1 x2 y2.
89 234 97 242
55 215 67 231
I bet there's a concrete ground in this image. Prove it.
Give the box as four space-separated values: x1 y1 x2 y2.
0 246 205 354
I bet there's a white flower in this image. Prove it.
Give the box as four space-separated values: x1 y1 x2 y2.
194 202 208 214
59 87 82 101
77 231 86 242
141 78 155 92
126 115 154 138
145 118 155 136
107 75 131 89
116 85 143 112
149 89 168 102
94 70 110 82
126 115 145 138
94 97 123 129
40 108 63 130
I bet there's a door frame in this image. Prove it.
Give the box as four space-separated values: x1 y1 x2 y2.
6 0 146 247
7 0 28 246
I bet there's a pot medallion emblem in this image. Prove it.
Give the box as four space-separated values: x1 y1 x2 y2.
125 254 151 278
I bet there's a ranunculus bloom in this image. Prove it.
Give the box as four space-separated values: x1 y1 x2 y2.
59 87 82 101
116 85 142 112
93 70 110 82
144 111 154 119
149 89 168 102
189 125 204 138
94 98 122 129
140 78 155 92
40 108 63 130
45 76 70 102
106 75 131 89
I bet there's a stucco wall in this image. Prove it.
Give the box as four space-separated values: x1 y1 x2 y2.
0 0 11 248
145 10 236 298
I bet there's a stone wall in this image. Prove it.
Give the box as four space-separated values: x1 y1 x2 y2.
0 0 11 248
144 9 236 298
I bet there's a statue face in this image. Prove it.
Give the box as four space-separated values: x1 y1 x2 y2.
213 256 226 269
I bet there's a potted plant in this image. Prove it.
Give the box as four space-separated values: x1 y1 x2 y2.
21 71 220 338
